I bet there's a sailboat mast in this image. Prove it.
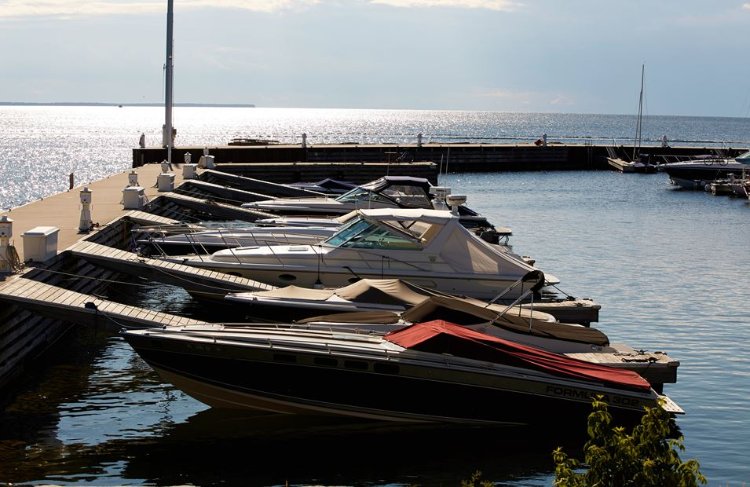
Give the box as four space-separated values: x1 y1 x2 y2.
632 64 644 162
165 0 174 165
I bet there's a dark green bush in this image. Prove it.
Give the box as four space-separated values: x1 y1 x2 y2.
552 396 705 487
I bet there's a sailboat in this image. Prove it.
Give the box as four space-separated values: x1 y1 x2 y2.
607 65 656 173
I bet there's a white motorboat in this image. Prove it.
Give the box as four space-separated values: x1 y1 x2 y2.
224 270 600 326
240 176 436 215
122 320 682 425
137 225 336 256
225 274 609 354
661 151 750 188
175 208 555 301
240 176 492 228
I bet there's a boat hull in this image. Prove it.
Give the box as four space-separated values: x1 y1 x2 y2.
124 331 660 425
184 260 529 301
662 161 749 184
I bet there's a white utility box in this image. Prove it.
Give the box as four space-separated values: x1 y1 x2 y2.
123 186 146 210
182 163 198 179
157 173 175 192
198 155 216 169
23 226 59 262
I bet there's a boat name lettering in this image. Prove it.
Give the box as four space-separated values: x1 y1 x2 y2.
545 386 641 407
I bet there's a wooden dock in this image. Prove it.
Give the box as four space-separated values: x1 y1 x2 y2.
567 345 678 391
68 240 273 297
0 276 207 329
1 164 185 263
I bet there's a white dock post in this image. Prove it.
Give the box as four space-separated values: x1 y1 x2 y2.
128 170 139 187
0 215 14 273
122 186 146 210
158 160 175 192
182 163 198 179
198 153 215 169
79 186 92 232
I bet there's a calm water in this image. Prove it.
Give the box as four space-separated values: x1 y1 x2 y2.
1 108 749 485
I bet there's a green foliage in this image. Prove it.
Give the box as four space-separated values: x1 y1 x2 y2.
552 397 706 487
460 470 494 487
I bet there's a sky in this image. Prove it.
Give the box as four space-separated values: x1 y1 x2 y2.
1 0 749 116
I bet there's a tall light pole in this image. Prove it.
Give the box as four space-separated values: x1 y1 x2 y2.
164 0 174 165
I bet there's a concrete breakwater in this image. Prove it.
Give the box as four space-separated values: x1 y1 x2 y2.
133 143 746 175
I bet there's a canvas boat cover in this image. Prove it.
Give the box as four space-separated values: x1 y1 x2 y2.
385 320 650 391
401 296 609 346
360 176 432 193
235 279 430 307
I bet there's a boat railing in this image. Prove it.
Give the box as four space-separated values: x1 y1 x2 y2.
485 270 546 330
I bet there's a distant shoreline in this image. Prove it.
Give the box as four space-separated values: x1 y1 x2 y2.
0 102 255 108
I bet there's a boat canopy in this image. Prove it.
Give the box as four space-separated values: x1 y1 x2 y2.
237 278 430 307
400 295 609 346
335 176 433 208
385 320 650 391
325 208 534 275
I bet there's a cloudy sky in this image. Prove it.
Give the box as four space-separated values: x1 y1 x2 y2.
1 0 749 116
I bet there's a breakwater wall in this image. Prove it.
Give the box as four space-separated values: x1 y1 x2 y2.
133 143 746 175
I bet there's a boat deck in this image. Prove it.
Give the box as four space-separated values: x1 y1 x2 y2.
567 344 679 389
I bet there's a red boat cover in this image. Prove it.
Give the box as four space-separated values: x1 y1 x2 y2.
384 320 651 391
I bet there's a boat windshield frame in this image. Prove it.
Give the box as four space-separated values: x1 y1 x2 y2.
323 215 424 251
335 186 394 205
334 183 432 209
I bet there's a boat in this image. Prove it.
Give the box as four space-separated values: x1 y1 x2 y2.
289 178 358 195
225 271 600 326
121 320 683 425
607 65 658 173
173 208 554 302
137 224 338 256
660 151 750 189
137 210 522 261
240 176 490 227
228 137 280 146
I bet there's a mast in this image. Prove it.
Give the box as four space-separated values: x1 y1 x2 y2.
164 0 174 165
632 64 644 162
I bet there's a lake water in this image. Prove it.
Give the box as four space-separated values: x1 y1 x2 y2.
1 107 749 486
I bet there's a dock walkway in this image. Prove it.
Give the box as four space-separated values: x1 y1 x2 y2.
68 240 274 296
2 164 185 263
0 276 207 329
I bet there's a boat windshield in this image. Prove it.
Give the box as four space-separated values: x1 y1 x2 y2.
336 187 393 205
323 217 422 250
735 151 750 163
335 184 432 208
